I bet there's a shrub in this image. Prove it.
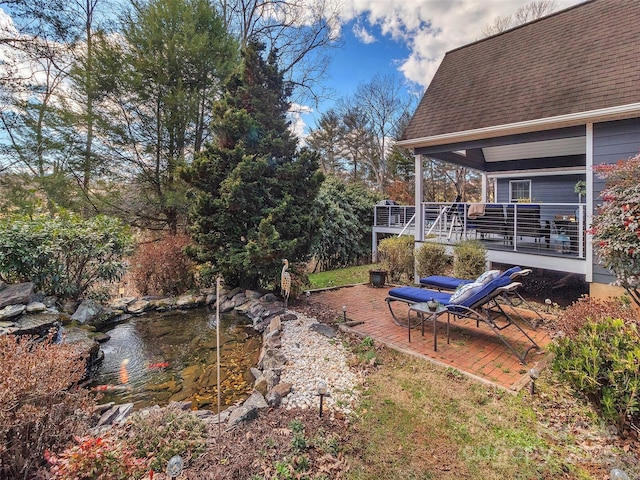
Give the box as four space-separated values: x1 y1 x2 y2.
47 435 149 480
591 153 640 308
554 295 637 338
415 242 450 278
0 210 133 301
551 317 640 432
129 233 196 296
120 405 208 472
0 333 95 479
377 235 414 282
452 240 486 278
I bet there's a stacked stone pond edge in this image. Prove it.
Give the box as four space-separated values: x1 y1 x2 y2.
1 280 359 430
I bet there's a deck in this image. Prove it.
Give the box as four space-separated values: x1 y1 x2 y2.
373 202 587 275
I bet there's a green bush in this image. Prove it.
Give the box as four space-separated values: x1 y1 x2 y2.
378 236 414 282
452 240 486 278
415 242 450 278
551 317 640 431
0 210 134 301
121 405 208 472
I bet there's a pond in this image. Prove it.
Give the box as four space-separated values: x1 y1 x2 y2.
89 307 262 412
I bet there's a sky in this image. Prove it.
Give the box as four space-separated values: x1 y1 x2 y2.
297 0 583 136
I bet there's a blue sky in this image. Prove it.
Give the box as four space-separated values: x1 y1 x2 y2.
297 0 583 136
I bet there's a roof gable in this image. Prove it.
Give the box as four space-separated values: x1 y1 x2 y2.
402 0 640 142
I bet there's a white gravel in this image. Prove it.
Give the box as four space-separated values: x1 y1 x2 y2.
278 312 361 416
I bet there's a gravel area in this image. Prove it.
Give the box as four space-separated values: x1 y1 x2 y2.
278 311 361 416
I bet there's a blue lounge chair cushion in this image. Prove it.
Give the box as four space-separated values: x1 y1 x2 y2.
418 275 472 290
449 281 483 304
499 266 522 279
456 275 511 309
387 287 452 305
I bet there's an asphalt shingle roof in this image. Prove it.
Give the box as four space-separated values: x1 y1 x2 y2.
402 0 640 141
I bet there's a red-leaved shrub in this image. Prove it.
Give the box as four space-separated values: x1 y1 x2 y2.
554 295 639 338
47 435 150 480
0 333 95 479
129 234 196 296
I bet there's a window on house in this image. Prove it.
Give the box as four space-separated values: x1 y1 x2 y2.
509 180 531 202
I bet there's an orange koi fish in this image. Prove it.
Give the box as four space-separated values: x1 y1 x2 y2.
119 358 130 384
148 362 170 370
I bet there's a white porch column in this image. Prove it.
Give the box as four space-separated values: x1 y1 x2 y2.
585 123 594 282
481 173 488 202
414 154 424 284
414 154 424 242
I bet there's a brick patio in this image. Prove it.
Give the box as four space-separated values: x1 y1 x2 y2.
309 283 552 392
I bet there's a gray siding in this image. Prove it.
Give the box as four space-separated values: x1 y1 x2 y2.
496 174 585 225
592 118 640 284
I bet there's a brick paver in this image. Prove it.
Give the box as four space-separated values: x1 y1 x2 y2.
310 283 552 391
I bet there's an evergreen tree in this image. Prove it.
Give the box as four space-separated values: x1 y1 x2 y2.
184 41 323 289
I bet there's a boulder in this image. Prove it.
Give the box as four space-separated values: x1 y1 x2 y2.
0 282 34 309
71 299 109 325
126 299 150 314
0 304 25 320
12 312 60 336
310 323 337 339
26 301 46 313
109 296 136 310
176 294 202 309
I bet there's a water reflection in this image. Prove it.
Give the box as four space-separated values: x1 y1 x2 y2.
90 308 261 411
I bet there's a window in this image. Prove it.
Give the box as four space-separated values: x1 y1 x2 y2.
509 180 531 203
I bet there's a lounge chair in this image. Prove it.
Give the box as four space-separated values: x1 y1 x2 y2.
419 266 544 329
385 275 540 364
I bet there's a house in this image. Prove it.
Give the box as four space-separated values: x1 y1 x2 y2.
389 0 640 298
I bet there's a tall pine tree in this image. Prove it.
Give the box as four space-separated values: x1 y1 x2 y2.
183 41 323 289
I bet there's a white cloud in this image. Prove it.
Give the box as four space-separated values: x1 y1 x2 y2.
289 103 313 142
352 22 376 44
334 0 582 88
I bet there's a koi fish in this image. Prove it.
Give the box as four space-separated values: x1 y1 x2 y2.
91 384 132 392
148 362 170 370
119 358 130 384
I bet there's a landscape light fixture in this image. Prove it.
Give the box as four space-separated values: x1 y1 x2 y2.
317 381 328 417
166 455 184 480
529 368 539 395
544 298 552 313
610 468 630 480
305 290 310 304
342 305 347 322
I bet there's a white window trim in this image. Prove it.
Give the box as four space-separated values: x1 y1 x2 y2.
509 179 532 202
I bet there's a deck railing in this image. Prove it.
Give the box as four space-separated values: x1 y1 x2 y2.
374 202 586 259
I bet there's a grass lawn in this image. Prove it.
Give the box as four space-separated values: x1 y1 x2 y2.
308 263 376 289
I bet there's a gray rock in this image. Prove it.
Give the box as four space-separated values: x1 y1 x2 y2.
253 376 268 395
270 382 293 397
93 332 111 343
235 299 256 315
0 282 34 309
263 303 285 317
258 349 286 371
260 293 278 303
0 280 5 292
151 297 175 311
109 296 136 310
0 304 25 320
71 299 106 325
265 390 282 407
26 301 46 313
310 323 337 338
249 302 266 319
12 312 60 336
250 367 262 380
244 391 269 410
205 293 216 305
126 299 150 314
245 290 262 300
231 293 247 307
219 299 235 313
227 404 258 426
176 294 201 308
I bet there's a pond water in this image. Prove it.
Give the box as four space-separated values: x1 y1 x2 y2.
89 307 262 411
